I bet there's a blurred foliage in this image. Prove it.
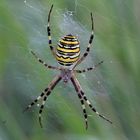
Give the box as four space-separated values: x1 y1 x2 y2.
0 0 140 140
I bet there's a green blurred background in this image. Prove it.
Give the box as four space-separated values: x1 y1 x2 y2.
0 0 140 140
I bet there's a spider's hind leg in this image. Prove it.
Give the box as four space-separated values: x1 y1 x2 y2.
72 12 94 69
47 4 56 57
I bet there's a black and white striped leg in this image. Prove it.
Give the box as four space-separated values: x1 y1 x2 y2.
73 13 94 69
80 99 88 129
75 61 103 73
23 91 45 112
31 50 60 70
71 75 112 125
38 75 62 127
38 95 47 127
71 77 88 129
81 91 112 124
47 4 56 57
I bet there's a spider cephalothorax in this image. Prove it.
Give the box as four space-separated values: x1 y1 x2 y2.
24 4 112 129
60 69 72 83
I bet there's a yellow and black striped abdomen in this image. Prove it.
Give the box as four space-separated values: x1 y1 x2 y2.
56 34 80 66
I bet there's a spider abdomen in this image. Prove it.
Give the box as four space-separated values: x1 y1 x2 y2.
56 34 80 66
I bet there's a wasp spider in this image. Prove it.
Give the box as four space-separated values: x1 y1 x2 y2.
24 4 112 129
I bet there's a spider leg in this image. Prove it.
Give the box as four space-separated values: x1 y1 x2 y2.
71 75 112 125
71 76 88 129
24 75 62 127
81 90 112 124
31 50 60 70
38 75 62 127
47 4 56 57
23 92 45 112
72 13 94 69
75 61 103 73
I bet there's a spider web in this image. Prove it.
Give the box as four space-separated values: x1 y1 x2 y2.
0 0 126 139
21 0 117 128
22 0 112 99
1 0 140 139
6 0 115 121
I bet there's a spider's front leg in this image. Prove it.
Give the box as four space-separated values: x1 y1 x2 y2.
24 75 62 127
71 74 112 128
71 75 88 129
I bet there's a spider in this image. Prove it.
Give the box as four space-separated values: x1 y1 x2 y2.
24 4 112 129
